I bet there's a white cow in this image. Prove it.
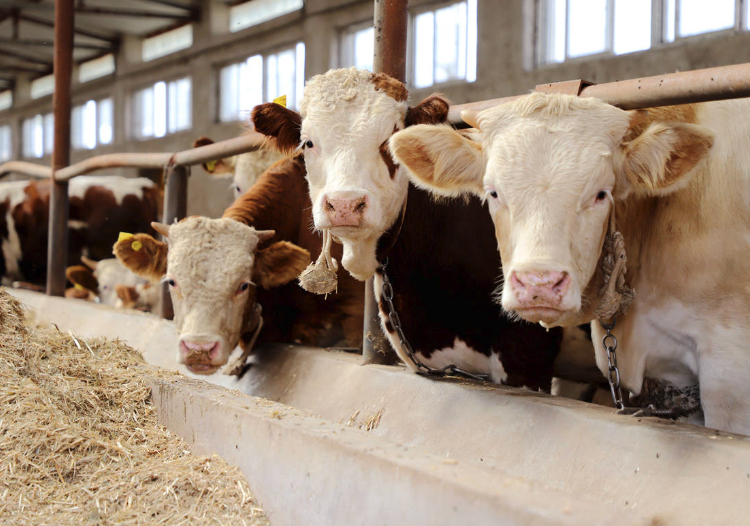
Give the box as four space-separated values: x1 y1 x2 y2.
390 92 750 434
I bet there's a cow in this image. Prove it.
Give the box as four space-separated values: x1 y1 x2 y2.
65 256 159 313
193 136 282 198
388 92 750 434
250 67 596 392
0 176 159 285
113 156 365 375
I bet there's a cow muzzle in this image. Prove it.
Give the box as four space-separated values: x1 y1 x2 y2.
321 191 369 229
178 337 225 375
508 269 572 323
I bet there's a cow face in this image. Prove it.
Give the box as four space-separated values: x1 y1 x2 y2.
391 93 713 327
252 68 448 280
113 217 310 374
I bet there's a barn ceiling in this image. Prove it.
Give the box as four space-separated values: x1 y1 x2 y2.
0 0 204 91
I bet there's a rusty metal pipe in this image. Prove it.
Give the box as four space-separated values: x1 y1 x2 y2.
373 0 408 83
449 62 750 123
47 0 74 297
363 0 408 366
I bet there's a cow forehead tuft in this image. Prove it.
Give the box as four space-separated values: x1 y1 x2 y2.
300 67 407 117
169 217 260 253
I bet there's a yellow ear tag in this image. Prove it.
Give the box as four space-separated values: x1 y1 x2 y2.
118 232 134 242
273 95 287 108
206 160 217 172
131 240 143 252
74 284 84 291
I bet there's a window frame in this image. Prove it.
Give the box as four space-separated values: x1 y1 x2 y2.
408 0 478 90
217 41 306 123
21 113 54 159
71 97 115 150
131 77 192 140
339 20 375 71
536 0 750 67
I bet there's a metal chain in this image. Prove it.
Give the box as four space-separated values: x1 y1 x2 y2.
379 259 490 382
599 319 625 410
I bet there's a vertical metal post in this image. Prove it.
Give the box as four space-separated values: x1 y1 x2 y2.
47 0 74 297
159 164 189 319
362 0 408 365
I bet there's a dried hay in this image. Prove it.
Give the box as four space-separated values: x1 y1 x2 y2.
0 289 268 526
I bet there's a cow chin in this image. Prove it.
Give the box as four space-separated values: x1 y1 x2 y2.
336 234 380 281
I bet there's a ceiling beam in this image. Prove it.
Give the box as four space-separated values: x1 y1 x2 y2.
17 12 119 44
0 64 47 73
141 0 198 13
74 6 197 20
0 37 113 51
0 47 52 67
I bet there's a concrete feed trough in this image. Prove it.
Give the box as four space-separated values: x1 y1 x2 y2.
11 288 750 526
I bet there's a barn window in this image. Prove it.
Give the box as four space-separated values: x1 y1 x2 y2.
0 90 12 111
538 0 749 65
411 0 478 89
30 75 55 99
142 25 193 62
219 42 305 122
133 78 191 139
0 125 11 162
72 98 114 150
22 113 53 158
229 0 303 32
79 54 115 83
340 23 374 71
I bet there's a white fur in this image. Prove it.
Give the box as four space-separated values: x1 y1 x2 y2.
68 175 153 204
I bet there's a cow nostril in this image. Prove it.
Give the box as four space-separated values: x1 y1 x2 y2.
325 201 335 212
355 201 366 213
553 273 570 292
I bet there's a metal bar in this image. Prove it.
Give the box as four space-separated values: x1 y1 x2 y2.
159 164 189 320
449 61 750 123
363 0 408 366
47 0 73 298
0 47 54 66
373 0 408 83
0 37 112 51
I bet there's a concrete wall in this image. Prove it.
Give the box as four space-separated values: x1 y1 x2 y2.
2 0 750 217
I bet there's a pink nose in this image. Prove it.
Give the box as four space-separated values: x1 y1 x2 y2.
510 270 571 308
179 340 220 361
323 194 368 227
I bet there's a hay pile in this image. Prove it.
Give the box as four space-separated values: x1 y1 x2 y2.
0 290 268 525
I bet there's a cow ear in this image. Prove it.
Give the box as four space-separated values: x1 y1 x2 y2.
405 95 450 127
389 124 485 198
253 241 311 289
66 265 98 294
115 284 140 308
193 136 236 175
251 103 302 156
112 233 168 284
619 122 714 196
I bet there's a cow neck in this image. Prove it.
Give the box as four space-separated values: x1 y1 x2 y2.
375 187 408 263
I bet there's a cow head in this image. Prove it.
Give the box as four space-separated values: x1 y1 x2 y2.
193 136 282 198
113 216 310 374
390 93 714 327
252 67 449 280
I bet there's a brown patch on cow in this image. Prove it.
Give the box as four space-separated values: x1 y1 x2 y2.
66 265 98 294
115 284 140 308
405 95 450 127
112 233 168 284
65 287 92 300
370 73 408 102
251 103 302 155
379 126 400 180
253 241 311 289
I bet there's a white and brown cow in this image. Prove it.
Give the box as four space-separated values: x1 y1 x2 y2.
251 68 595 391
114 156 365 375
390 93 750 434
0 176 159 285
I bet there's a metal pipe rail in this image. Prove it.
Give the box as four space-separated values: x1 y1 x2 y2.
449 61 750 123
0 132 264 181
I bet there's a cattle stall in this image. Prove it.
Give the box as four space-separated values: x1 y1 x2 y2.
3 0 750 525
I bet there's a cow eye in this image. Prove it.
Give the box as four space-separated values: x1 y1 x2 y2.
489 190 498 199
235 185 241 194
167 279 176 287
236 281 251 295
304 140 314 149
596 190 608 201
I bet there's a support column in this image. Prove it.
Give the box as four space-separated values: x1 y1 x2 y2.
47 0 74 296
363 0 408 365
159 164 189 319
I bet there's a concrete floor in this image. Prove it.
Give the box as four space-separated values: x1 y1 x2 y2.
11 288 750 526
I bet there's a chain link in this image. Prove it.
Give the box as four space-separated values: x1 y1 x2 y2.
379 259 490 382
599 319 625 410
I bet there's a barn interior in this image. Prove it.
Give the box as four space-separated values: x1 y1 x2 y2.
2 1 750 525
